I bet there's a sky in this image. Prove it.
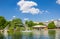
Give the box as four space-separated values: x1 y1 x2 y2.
0 0 60 22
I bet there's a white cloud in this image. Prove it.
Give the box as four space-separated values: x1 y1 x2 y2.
28 8 41 14
24 18 29 21
58 19 60 20
41 10 49 14
56 0 60 4
45 10 49 13
17 0 42 14
13 16 16 18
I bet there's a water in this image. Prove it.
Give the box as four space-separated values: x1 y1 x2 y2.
0 29 60 39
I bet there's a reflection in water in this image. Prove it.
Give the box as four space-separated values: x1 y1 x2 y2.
56 29 60 39
12 33 22 39
22 32 33 39
0 33 4 39
0 29 60 39
3 30 8 39
9 32 22 39
48 30 56 39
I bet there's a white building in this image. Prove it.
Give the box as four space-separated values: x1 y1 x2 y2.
34 19 60 28
54 20 60 28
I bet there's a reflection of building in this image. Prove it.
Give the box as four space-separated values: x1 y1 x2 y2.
56 29 60 39
33 25 47 30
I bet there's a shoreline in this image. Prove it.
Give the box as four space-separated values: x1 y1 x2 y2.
0 29 60 32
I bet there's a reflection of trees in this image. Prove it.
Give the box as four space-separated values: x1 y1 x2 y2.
0 33 4 39
28 33 33 39
48 30 56 39
22 33 33 39
12 32 22 39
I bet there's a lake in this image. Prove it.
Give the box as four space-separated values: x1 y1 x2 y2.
0 29 60 39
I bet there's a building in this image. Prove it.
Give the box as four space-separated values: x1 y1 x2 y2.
33 19 60 29
54 20 60 28
33 25 47 30
43 19 60 28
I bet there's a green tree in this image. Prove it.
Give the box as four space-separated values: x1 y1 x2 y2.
25 21 35 27
0 16 7 29
10 18 23 29
48 21 56 29
25 20 28 25
12 18 23 26
39 22 44 25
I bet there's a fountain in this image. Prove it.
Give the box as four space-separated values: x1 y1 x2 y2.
22 24 32 32
3 25 9 34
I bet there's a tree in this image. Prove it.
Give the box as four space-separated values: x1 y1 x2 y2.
0 16 7 29
39 22 44 25
25 20 29 25
11 18 23 28
48 21 56 29
25 21 35 27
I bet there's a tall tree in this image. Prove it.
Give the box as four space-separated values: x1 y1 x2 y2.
39 22 44 25
25 21 35 27
11 18 23 27
48 21 56 29
0 16 7 29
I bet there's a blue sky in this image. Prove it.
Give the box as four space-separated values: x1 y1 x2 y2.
0 0 60 22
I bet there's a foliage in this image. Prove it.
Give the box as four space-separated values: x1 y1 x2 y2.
0 16 7 29
25 20 28 25
48 21 56 29
39 22 44 25
9 18 23 30
25 20 35 27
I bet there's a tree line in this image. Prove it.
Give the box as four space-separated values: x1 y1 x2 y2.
0 16 56 30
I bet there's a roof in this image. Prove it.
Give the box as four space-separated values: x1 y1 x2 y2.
33 25 47 28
